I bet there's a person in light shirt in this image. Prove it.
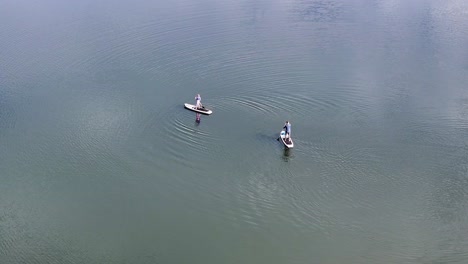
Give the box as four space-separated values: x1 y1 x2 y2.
194 94 202 109
283 121 291 141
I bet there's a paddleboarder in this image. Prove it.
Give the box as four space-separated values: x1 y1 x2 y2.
195 94 202 109
283 121 291 142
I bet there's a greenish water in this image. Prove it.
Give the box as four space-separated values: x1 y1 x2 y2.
1 0 468 263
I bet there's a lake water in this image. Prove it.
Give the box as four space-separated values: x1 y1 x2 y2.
1 0 468 263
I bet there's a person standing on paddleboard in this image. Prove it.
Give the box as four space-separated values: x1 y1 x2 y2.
195 94 202 109
283 121 291 140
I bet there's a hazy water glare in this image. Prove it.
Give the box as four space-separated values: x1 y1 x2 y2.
1 0 468 263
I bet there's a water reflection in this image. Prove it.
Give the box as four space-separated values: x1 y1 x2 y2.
282 148 291 162
195 113 201 126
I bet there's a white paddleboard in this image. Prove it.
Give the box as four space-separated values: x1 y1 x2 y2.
184 103 213 115
280 130 294 148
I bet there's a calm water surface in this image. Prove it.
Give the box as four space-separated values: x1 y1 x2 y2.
1 0 468 263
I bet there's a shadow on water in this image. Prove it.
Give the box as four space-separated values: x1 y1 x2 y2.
282 148 292 162
195 113 201 126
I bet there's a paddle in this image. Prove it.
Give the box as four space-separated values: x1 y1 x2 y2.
277 129 284 141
